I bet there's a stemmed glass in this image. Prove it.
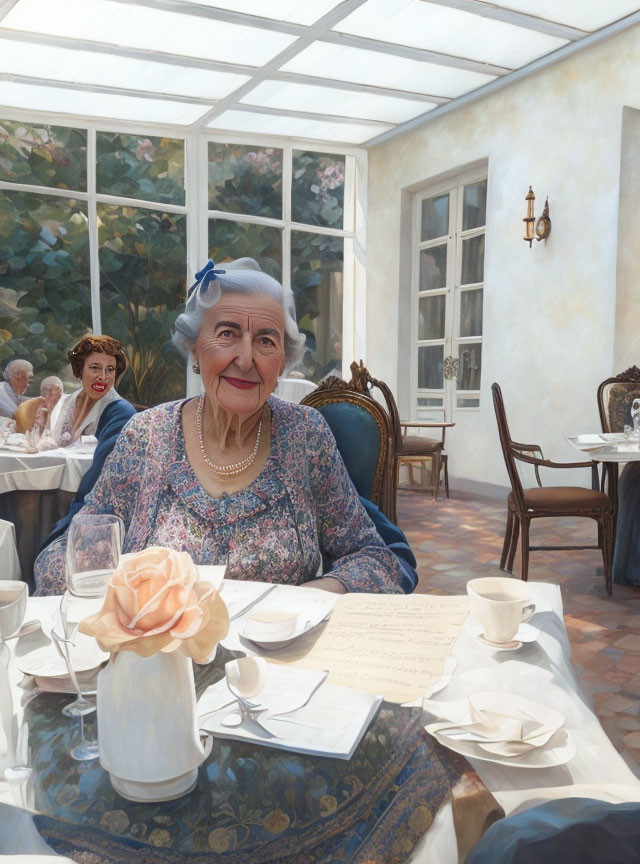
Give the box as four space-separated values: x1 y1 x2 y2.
222 657 268 727
0 581 32 782
54 513 123 760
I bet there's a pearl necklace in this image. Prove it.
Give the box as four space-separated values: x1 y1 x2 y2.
196 395 263 477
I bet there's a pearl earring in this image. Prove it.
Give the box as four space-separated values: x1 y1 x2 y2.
192 363 200 374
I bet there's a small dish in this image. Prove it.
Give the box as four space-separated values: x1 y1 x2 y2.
14 625 108 677
475 622 540 651
241 595 336 649
478 633 521 650
427 726 575 768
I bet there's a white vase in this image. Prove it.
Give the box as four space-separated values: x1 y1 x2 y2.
97 649 207 802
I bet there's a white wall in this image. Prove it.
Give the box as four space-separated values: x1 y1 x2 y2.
366 23 640 493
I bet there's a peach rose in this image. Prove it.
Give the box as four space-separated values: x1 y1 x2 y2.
79 547 229 661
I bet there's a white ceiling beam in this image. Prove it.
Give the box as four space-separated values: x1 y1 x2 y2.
190 0 370 130
0 0 19 23
0 71 217 108
421 0 586 40
231 102 394 128
108 0 308 36
272 71 450 104
0 29 257 76
321 32 511 75
365 9 640 147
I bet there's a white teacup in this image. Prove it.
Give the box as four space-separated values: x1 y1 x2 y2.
467 577 535 644
0 580 28 640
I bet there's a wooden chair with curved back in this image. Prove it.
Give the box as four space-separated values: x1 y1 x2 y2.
301 361 397 522
597 365 640 502
492 383 615 594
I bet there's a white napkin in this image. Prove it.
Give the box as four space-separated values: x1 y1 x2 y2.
424 691 564 756
198 665 327 720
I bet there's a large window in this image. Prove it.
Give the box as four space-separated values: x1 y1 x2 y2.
0 119 356 406
413 172 487 417
207 142 349 381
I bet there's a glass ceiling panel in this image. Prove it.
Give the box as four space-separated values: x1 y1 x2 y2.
209 111 394 144
0 83 207 125
241 81 431 123
281 43 495 96
2 0 295 64
480 1 640 32
334 0 568 68
0 40 248 101
177 0 344 26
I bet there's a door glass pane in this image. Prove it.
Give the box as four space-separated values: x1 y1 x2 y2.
0 119 87 191
419 244 447 292
418 398 443 407
421 193 449 241
457 343 482 391
208 142 282 219
208 219 282 280
459 289 483 337
457 397 480 408
98 204 186 406
292 150 345 230
291 230 343 381
418 294 446 341
461 234 484 285
462 179 487 230
418 345 444 390
97 132 185 206
0 189 90 386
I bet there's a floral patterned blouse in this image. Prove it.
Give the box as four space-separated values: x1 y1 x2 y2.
34 397 405 596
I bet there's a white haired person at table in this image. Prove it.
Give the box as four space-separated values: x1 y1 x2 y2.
13 375 64 434
34 259 405 596
0 358 33 418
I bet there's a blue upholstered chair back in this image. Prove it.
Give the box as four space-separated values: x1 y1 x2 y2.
312 402 382 501
302 376 395 521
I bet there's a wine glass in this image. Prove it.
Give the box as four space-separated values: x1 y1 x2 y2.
222 657 268 727
0 581 32 782
66 513 124 598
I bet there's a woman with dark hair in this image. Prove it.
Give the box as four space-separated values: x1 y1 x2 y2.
41 334 136 550
49 335 129 446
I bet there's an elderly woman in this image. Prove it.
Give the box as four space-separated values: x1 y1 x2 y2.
34 260 404 596
13 375 64 434
0 359 33 418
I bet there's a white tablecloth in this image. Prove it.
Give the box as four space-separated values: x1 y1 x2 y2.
276 377 316 404
0 446 95 495
0 520 20 581
1 582 639 863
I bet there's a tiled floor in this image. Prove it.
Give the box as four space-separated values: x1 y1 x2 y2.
396 488 640 778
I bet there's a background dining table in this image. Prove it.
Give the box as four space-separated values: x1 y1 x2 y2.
0 580 638 864
0 443 95 586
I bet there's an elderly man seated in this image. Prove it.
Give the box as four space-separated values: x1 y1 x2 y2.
13 376 64 433
0 359 33 418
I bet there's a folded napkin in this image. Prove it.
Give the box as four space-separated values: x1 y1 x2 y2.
424 691 564 756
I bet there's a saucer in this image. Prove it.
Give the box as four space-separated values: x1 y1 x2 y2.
478 633 521 650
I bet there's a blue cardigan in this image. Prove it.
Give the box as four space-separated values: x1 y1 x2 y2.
43 398 137 548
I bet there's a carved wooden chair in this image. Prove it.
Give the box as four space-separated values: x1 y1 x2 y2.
397 420 456 500
492 383 615 594
597 365 640 501
301 361 397 522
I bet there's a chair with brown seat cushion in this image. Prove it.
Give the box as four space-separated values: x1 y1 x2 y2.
492 383 614 594
397 421 455 499
596 365 640 500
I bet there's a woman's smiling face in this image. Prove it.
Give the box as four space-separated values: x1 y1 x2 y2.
81 352 117 402
195 292 286 418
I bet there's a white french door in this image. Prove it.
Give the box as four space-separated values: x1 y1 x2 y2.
412 171 487 420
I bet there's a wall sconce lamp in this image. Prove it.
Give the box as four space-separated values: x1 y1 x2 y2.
523 186 552 247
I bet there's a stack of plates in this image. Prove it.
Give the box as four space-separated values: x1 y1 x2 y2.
14 622 108 694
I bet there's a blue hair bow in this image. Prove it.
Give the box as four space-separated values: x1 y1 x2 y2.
187 259 226 299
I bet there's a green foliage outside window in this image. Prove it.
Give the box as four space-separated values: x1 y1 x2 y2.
98 204 187 407
292 150 344 229
0 189 91 390
0 120 87 191
97 133 185 206
208 143 282 219
208 219 282 281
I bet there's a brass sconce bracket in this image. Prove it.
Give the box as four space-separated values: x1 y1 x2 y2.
523 187 551 247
